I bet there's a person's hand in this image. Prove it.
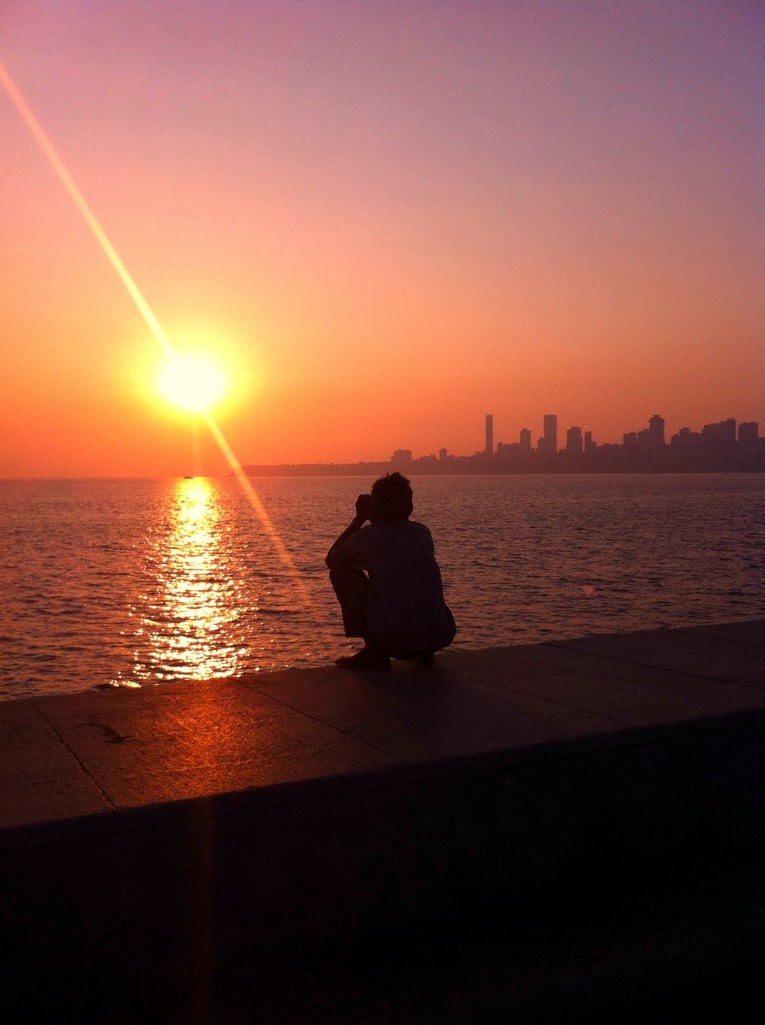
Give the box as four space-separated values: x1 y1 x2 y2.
355 493 373 522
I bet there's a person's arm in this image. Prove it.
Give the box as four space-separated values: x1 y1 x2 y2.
325 494 374 566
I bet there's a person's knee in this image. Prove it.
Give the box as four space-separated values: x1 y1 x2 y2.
330 564 367 588
329 565 354 597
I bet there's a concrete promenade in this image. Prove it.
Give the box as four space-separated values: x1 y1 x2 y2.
2 619 765 1022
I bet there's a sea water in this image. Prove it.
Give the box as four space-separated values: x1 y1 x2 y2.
1 474 764 700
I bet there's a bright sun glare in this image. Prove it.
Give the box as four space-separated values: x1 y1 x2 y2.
157 352 226 413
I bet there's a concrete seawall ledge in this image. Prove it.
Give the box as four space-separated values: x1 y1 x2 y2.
2 619 765 1022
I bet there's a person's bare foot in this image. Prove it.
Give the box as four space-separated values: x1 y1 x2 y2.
335 647 391 670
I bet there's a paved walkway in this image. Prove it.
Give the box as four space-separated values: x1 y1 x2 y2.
4 619 765 831
2 619 765 1022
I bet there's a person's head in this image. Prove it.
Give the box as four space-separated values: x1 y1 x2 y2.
371 472 413 522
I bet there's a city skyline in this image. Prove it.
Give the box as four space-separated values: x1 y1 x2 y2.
481 411 761 458
242 409 763 476
396 410 761 462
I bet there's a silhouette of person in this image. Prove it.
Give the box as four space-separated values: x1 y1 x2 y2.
326 472 456 669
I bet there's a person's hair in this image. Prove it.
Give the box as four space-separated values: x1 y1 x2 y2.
371 472 413 522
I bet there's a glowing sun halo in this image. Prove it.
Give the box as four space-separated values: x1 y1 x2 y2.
158 352 226 413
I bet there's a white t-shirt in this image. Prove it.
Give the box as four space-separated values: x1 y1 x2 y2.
327 520 456 653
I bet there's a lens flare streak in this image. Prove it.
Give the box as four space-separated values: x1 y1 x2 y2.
0 57 312 609
203 415 311 603
0 59 174 359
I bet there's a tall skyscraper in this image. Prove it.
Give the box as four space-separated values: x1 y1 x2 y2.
702 418 736 446
485 414 494 456
739 422 759 446
648 414 665 451
566 426 583 455
543 414 558 455
520 427 531 452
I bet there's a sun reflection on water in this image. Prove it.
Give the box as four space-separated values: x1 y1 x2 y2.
125 478 250 684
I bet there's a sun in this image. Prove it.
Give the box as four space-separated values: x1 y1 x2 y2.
157 352 226 413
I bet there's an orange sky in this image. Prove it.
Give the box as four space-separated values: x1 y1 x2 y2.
1 1 763 477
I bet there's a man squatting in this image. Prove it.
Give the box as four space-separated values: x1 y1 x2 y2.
326 472 456 669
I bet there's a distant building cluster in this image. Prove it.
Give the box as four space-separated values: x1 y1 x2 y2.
243 413 763 477
389 413 764 474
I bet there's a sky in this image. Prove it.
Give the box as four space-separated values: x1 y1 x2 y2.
1 0 763 477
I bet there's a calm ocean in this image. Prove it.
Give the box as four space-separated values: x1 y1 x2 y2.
1 474 764 701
